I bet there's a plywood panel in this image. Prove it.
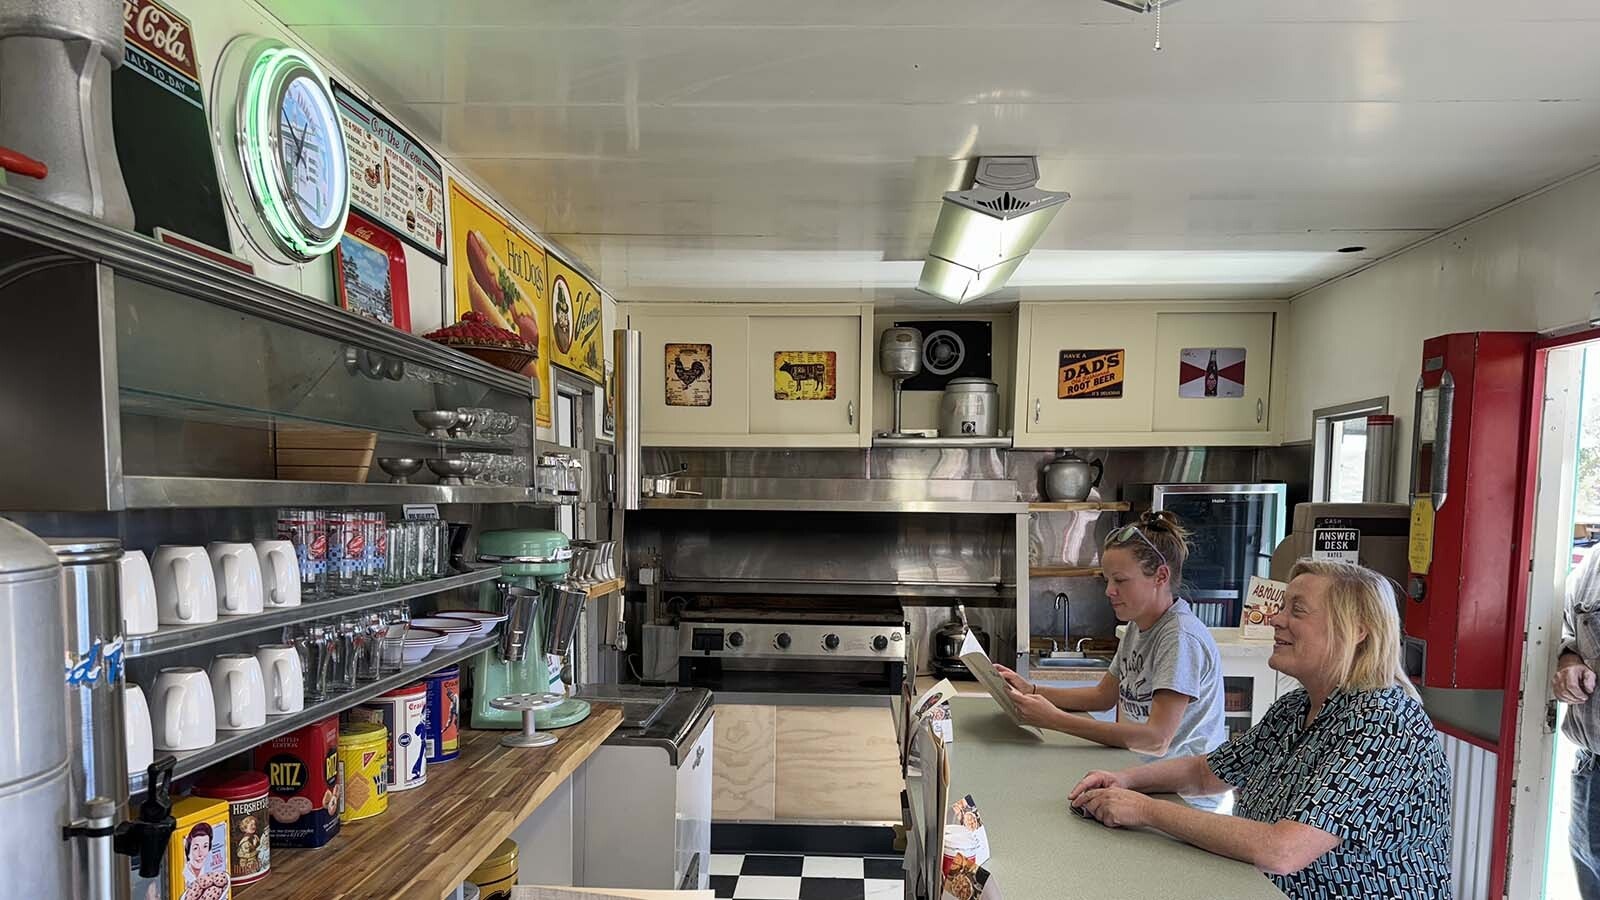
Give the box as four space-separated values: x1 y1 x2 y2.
775 706 901 822
712 704 776 820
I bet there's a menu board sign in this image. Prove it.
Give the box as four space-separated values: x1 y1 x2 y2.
333 82 446 261
547 254 605 383
447 178 550 426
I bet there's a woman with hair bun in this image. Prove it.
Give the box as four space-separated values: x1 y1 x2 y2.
995 509 1228 808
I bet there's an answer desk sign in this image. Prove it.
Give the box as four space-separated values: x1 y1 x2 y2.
1057 349 1124 399
1312 527 1360 564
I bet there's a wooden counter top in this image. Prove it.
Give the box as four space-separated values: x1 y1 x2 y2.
248 705 623 900
946 697 1285 899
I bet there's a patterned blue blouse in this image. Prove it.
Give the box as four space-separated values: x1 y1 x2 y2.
1206 686 1453 899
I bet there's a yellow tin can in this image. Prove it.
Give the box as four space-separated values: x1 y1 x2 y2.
468 839 519 900
338 721 389 822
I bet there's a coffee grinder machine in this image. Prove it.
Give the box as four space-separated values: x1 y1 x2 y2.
470 528 592 734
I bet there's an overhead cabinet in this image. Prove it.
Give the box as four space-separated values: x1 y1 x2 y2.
625 304 873 448
1014 301 1286 447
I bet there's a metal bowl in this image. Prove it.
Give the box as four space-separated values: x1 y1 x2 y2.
413 409 459 439
377 457 424 484
427 457 471 485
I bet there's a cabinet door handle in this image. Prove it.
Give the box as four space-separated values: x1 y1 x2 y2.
847 400 855 425
1034 398 1041 424
1256 399 1265 424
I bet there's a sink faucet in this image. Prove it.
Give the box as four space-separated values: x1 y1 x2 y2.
1054 592 1071 653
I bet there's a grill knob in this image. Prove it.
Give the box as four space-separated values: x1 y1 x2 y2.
823 633 841 651
728 632 744 648
872 635 889 652
774 632 791 650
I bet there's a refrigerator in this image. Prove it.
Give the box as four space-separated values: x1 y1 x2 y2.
1124 483 1288 627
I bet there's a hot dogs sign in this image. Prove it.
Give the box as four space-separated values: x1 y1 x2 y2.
447 179 551 425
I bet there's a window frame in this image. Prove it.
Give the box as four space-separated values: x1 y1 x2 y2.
1311 396 1389 502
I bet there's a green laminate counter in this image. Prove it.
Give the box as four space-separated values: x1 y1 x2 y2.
947 696 1287 899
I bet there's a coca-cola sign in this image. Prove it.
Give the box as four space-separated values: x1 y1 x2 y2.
123 0 199 84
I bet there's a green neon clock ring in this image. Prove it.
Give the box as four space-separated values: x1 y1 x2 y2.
236 45 349 260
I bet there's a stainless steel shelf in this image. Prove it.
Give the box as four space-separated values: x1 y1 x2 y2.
870 435 1013 449
125 567 503 658
639 497 1027 514
129 634 498 796
0 188 535 399
123 476 542 509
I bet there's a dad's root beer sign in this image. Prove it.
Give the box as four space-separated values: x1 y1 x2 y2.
1057 349 1124 399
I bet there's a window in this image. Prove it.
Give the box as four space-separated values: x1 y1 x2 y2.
1312 397 1389 503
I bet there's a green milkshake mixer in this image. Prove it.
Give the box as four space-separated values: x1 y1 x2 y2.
470 528 591 731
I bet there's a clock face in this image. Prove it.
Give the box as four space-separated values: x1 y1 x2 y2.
231 41 350 260
278 74 343 232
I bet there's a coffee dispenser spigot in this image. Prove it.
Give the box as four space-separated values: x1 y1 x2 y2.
116 758 177 878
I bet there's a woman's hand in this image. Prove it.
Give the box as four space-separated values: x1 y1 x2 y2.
1078 787 1156 829
994 664 1032 695
1007 686 1060 728
1068 769 1128 805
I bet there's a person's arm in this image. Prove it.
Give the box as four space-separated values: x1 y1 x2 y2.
1010 687 1191 754
996 665 1118 712
1077 790 1339 876
1555 557 1597 703
1069 754 1228 804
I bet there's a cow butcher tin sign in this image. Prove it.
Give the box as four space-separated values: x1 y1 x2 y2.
773 351 837 400
1058 349 1124 399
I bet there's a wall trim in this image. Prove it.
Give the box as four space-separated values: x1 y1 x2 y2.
1288 156 1600 305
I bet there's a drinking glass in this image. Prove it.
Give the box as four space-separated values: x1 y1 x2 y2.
357 611 385 682
331 615 361 692
380 602 409 673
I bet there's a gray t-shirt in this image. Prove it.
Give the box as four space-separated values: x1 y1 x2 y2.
1561 550 1600 750
1109 598 1229 766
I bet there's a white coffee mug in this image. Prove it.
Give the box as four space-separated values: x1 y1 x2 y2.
124 684 154 775
252 539 301 608
117 550 159 636
151 546 218 626
151 667 216 751
207 542 264 617
255 643 305 715
209 654 267 731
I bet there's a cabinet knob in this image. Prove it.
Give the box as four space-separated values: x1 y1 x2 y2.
847 400 855 425
1034 398 1041 423
1256 398 1265 424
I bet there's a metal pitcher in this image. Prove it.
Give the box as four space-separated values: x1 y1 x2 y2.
1042 449 1104 502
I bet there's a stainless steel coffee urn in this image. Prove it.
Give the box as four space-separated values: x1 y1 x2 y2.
0 519 74 899
49 538 131 900
877 326 922 437
0 0 135 225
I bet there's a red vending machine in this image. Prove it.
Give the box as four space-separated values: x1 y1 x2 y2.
1404 331 1534 689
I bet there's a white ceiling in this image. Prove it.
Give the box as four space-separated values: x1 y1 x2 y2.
260 0 1600 307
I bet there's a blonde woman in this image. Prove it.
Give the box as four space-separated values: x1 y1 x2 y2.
1067 559 1452 899
996 510 1227 807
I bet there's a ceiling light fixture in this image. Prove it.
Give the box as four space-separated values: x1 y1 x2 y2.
916 156 1068 304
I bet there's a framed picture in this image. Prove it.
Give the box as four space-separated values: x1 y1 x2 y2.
334 209 411 331
666 342 712 407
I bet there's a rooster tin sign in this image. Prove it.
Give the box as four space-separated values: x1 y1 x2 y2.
665 343 712 407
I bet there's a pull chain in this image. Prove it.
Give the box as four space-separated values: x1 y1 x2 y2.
1153 0 1163 51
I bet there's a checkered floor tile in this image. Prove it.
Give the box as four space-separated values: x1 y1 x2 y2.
708 853 904 899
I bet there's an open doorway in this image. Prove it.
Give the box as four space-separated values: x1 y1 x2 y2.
1509 342 1600 898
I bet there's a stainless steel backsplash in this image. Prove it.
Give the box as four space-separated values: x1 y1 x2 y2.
631 445 1314 650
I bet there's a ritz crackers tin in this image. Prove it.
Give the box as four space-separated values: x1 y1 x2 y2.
194 772 271 886
468 839 519 900
338 721 389 821
167 796 232 900
350 682 428 791
254 715 341 848
424 665 460 763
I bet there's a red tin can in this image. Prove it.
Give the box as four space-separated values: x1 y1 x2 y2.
193 771 272 886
